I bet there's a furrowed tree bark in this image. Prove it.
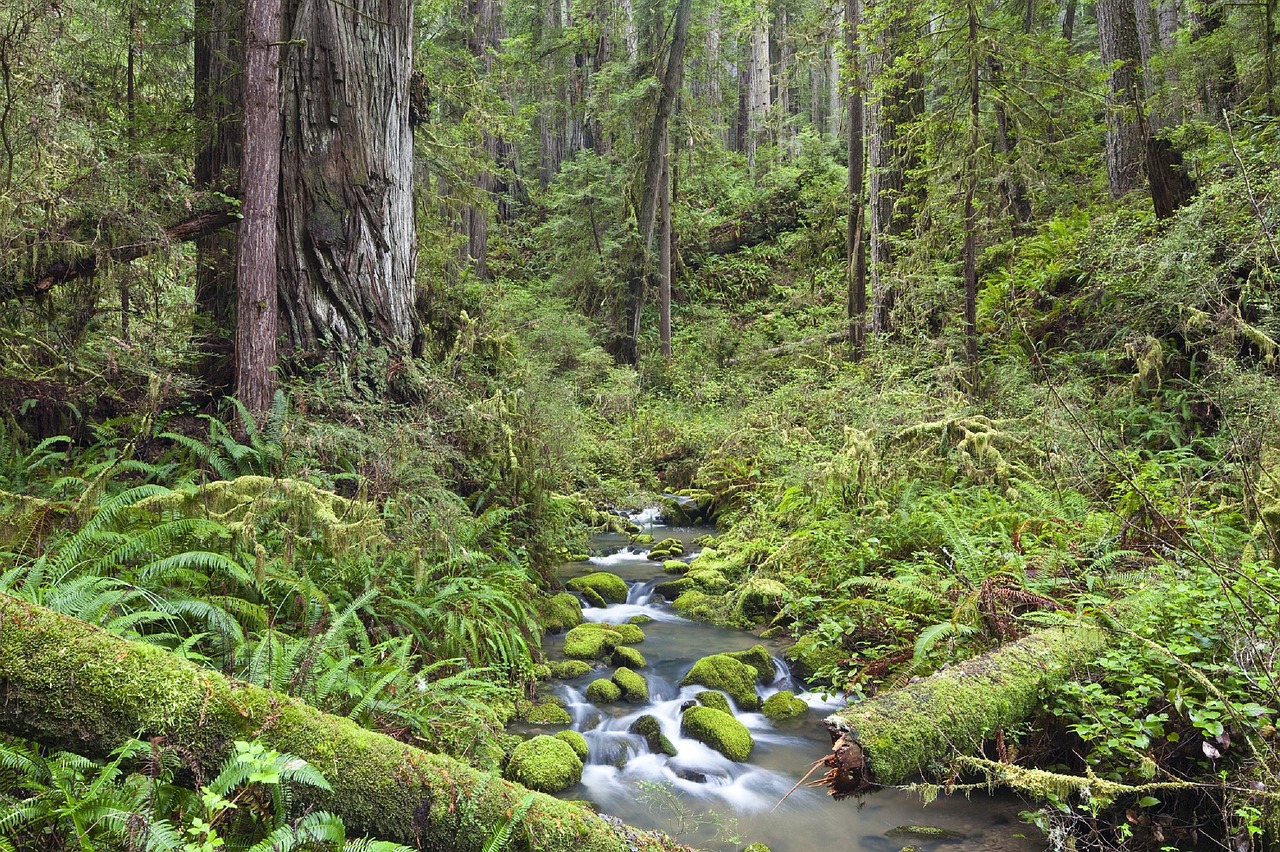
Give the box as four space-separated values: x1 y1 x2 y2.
233 0 282 415
845 0 866 358
277 0 419 360
746 0 770 172
821 625 1108 796
0 594 691 852
962 0 979 372
1096 0 1146 197
659 125 672 361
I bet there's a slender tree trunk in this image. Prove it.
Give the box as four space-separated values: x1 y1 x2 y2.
846 0 866 358
1096 0 1147 197
827 42 840 137
277 0 419 360
194 0 242 388
962 0 979 373
1062 0 1078 43
1190 0 1236 118
233 0 281 414
659 126 672 361
747 4 770 171
1267 0 1277 114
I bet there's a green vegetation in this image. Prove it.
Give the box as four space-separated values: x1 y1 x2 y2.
503 736 584 794
681 655 761 710
761 692 808 723
679 707 755 762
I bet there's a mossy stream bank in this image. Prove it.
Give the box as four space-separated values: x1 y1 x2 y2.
523 511 1045 852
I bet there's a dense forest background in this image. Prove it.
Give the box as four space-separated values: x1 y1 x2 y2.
1 0 1279 848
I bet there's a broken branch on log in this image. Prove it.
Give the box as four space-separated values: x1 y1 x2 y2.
0 593 691 852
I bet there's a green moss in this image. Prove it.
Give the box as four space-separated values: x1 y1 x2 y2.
742 844 771 852
541 592 585 633
761 691 808 723
612 667 650 703
611 645 647 668
686 566 730 593
550 659 593 679
726 644 775 681
567 572 629 604
504 735 584 793
885 825 964 840
563 623 643 660
581 587 607 608
586 678 622 703
555 730 590 761
655 578 694 598
532 663 552 681
647 538 685 561
695 691 731 714
631 533 656 545
784 634 845 683
681 654 760 710
628 715 678 757
662 559 690 574
735 578 787 623
671 590 727 622
523 700 572 726
627 615 653 625
680 706 754 762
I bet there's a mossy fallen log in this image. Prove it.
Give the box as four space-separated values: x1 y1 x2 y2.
821 624 1108 796
0 594 692 852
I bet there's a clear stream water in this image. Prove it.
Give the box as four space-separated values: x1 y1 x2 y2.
542 511 1046 852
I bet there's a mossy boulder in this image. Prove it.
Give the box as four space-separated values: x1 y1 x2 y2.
519 698 571 726
671 590 724 622
579 587 607 608
784 634 844 683
654 578 694 599
742 845 771 852
680 706 754 762
550 659 593 679
725 644 775 681
681 654 759 710
562 623 645 660
734 578 788 623
566 572 629 605
885 825 965 841
554 730 589 761
685 566 730 593
585 678 622 703
695 691 731 714
630 533 656 545
539 592 585 633
504 735 583 793
532 663 552 681
627 614 653 625
611 645 646 669
612 667 649 703
761 691 808 723
662 559 690 575
659 489 714 525
647 538 685 560
629 714 678 757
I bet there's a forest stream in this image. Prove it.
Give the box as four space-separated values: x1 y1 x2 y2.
541 510 1045 852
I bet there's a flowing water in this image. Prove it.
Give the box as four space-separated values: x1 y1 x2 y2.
542 511 1046 852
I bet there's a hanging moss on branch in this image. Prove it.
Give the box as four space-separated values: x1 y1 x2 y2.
821 624 1108 796
0 594 691 852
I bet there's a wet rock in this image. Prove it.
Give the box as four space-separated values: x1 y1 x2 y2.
611 644 646 668
680 705 754 762
672 767 708 784
654 578 694 599
612 666 649 703
761 690 808 723
504 735 583 793
784 634 844 683
627 614 653 625
539 592 585 633
521 698 572 726
725 644 776 681
554 730 589 761
562 623 644 660
566 571 629 605
629 714 678 757
630 533 656 545
695 691 732 714
734 578 788 623
885 825 966 841
679 700 698 713
742 844 771 852
681 653 760 710
662 559 690 575
647 537 685 561
585 678 622 703
549 659 593 679
671 590 722 622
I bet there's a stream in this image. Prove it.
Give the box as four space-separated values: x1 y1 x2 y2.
542 510 1046 852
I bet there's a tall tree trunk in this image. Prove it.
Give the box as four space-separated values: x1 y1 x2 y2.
277 0 419 360
846 0 866 358
867 1 921 335
1190 0 1236 118
1062 0 1078 42
963 0 979 372
1267 0 1277 114
746 4 770 171
194 0 242 388
659 126 672 361
827 42 840 138
233 0 281 414
1096 0 1147 197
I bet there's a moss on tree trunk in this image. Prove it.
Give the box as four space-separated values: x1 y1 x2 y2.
0 594 690 852
821 625 1108 795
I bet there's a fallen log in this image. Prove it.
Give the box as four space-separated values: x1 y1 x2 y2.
821 624 1109 796
0 594 691 852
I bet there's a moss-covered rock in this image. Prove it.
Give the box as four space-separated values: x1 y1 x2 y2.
555 730 590 761
681 654 760 710
761 691 808 723
885 825 965 841
550 659 593 679
742 844 771 852
627 615 653 625
532 663 552 681
504 735 584 793
611 645 646 669
647 538 685 561
671 590 725 622
540 592 585 633
695 691 731 714
562 623 645 660
680 706 754 762
567 572 629 605
629 714 678 757
725 644 775 681
654 578 694 599
580 587 608 608
659 489 714 525
662 559 690 575
784 634 845 683
630 533 656 545
685 566 730 593
586 678 622 703
612 667 649 703
523 700 572 726
734 578 788 623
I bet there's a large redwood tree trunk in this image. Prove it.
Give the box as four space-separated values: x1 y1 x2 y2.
1097 0 1146 197
277 0 419 359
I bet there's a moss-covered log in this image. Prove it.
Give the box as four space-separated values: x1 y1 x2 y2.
0 594 691 852
821 624 1108 796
